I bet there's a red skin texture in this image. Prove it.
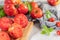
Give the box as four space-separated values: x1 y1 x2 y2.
47 0 60 6
57 30 60 35
0 17 12 31
18 4 28 14
8 23 23 39
30 2 38 8
4 4 18 16
14 14 28 28
48 18 55 22
56 22 60 27
0 31 10 40
4 0 21 5
31 8 43 19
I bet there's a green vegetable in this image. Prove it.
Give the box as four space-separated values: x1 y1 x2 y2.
24 0 32 12
48 28 54 32
41 30 46 34
45 10 51 19
0 6 6 18
27 3 32 12
41 25 54 35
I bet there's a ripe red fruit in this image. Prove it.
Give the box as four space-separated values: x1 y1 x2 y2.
56 22 60 27
4 4 18 16
4 0 21 5
57 30 60 35
47 0 60 6
31 8 43 19
18 3 28 14
14 14 28 28
48 17 55 22
0 17 13 31
30 2 38 8
8 23 23 39
0 31 10 40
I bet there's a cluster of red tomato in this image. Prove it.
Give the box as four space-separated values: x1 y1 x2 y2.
0 0 60 40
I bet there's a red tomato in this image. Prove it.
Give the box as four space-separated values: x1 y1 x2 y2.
4 4 18 16
0 17 13 31
31 8 43 19
0 31 10 40
56 22 60 27
47 0 60 6
57 30 60 35
14 14 28 28
18 3 28 14
48 17 55 22
30 2 38 8
8 23 23 39
4 0 21 5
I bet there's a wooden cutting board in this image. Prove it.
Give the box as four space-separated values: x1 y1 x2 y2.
16 22 33 40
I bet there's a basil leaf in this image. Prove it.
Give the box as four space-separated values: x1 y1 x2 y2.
46 14 51 19
27 3 32 12
45 10 51 19
41 25 54 35
0 6 6 18
48 28 54 32
42 25 50 35
41 30 46 34
0 10 6 18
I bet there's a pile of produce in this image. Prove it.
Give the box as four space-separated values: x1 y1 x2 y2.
0 0 60 40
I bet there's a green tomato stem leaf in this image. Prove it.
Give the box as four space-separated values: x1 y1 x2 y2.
45 10 51 19
48 28 54 32
27 3 32 12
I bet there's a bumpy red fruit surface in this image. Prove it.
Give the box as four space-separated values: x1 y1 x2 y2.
31 8 43 19
0 17 12 31
56 22 60 27
30 2 38 8
4 4 18 16
57 30 60 35
47 0 60 6
8 23 23 39
0 31 10 40
18 4 28 14
48 17 55 22
14 14 28 28
4 0 21 5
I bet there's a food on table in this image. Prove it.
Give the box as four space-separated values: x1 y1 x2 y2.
4 0 21 5
4 0 28 16
0 17 13 31
30 2 38 8
47 0 60 6
0 6 6 18
0 31 10 40
57 30 60 35
4 4 18 16
14 14 28 28
41 25 54 35
31 8 43 19
8 23 23 39
48 17 55 22
56 22 60 27
18 3 28 14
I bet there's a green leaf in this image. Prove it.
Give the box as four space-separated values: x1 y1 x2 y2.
45 10 51 19
46 14 51 19
41 25 54 35
42 25 50 35
41 30 46 34
27 3 32 12
0 6 6 18
48 28 54 32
